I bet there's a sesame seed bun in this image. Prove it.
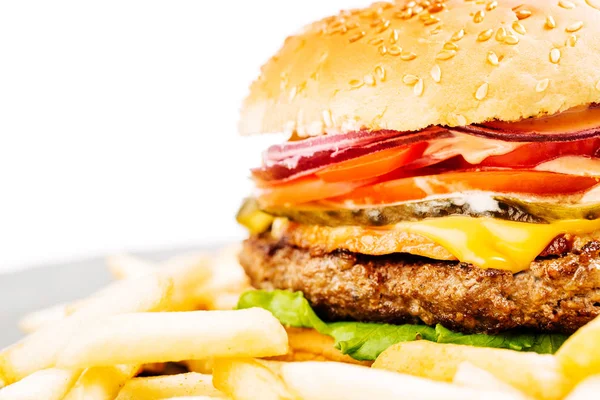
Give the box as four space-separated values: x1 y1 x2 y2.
240 0 600 137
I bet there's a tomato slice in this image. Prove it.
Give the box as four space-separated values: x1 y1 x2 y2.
315 143 427 183
480 138 600 168
329 170 599 206
258 176 374 206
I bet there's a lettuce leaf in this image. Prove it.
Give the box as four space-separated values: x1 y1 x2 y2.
237 290 568 361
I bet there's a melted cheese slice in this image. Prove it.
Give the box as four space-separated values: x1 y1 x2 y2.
400 217 600 273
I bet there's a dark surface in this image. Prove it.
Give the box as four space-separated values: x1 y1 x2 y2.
241 235 600 334
0 247 199 348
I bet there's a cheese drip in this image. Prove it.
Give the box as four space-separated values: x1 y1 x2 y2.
401 217 600 272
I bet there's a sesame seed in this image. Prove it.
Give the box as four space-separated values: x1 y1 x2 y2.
414 78 424 96
370 18 383 28
436 50 457 60
376 20 391 33
550 48 561 64
388 45 402 56
512 21 526 35
473 10 485 23
587 0 600 10
536 79 550 93
349 79 364 89
424 16 441 25
379 45 388 55
451 29 466 41
566 21 584 32
477 29 494 41
431 65 442 83
364 74 376 86
566 34 578 47
369 37 385 46
375 66 386 81
443 42 459 51
487 51 499 66
596 80 600 91
390 29 399 44
403 74 420 85
475 82 489 100
418 11 431 21
401 52 418 61
486 1 498 11
429 3 446 13
504 34 519 44
450 113 468 126
516 10 532 19
348 31 366 43
345 21 359 30
545 16 556 29
496 27 507 41
322 109 333 127
430 25 442 35
559 0 576 8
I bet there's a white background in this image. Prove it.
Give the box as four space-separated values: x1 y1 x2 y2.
0 0 367 273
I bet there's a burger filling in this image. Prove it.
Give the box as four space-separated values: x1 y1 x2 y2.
236 106 600 360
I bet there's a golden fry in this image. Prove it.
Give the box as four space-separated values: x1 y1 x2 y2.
564 375 600 400
18 303 68 334
556 315 600 383
115 372 225 400
0 368 80 400
57 309 288 368
452 362 528 396
212 358 297 400
372 341 570 400
63 365 139 400
0 275 172 385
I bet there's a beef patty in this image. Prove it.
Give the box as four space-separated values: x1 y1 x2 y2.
240 234 600 334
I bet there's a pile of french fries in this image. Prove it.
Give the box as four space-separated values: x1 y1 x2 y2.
2 245 600 399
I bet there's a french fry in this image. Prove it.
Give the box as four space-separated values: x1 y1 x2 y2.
157 253 213 311
556 315 600 383
115 372 225 400
195 245 251 310
564 375 600 400
276 360 530 400
18 303 68 334
108 252 213 311
106 254 156 280
372 340 570 400
270 328 371 366
0 368 80 400
57 308 288 368
63 365 139 400
452 362 529 396
212 358 298 400
67 272 174 316
184 360 214 375
215 359 526 400
0 275 173 385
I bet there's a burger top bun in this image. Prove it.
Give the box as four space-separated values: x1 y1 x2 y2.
239 0 600 137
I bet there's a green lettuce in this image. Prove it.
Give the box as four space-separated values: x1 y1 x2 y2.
237 290 568 361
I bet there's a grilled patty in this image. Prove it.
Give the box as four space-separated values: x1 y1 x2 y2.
240 234 600 334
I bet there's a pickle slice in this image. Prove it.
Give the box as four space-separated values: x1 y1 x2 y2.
236 198 275 234
259 195 600 227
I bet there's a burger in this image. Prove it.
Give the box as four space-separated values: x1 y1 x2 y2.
235 0 600 363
